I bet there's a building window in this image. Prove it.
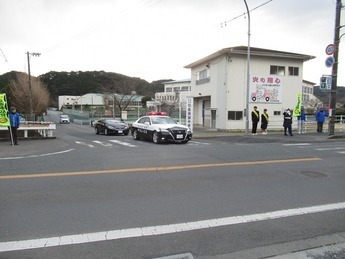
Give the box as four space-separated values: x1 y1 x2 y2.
166 87 172 92
288 67 299 76
199 69 207 79
228 111 243 120
273 111 281 116
173 87 180 92
196 69 210 85
181 86 189 91
270 65 285 76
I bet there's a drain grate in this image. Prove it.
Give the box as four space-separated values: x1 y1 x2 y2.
299 171 329 178
153 253 195 259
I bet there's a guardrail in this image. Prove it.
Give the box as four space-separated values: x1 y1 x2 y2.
0 122 56 138
265 115 344 133
73 119 91 125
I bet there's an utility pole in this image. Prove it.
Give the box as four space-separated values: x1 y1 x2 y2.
244 0 251 135
26 51 41 121
329 0 342 136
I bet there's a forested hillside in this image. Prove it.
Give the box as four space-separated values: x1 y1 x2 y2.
0 71 167 108
313 86 345 105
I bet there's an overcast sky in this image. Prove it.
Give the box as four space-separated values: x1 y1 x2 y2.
0 0 344 86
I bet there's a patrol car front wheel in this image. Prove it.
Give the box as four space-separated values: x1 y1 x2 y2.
152 132 161 144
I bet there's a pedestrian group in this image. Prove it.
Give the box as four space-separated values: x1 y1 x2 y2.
251 106 327 136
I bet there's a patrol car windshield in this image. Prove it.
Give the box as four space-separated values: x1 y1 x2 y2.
105 119 122 124
151 116 177 125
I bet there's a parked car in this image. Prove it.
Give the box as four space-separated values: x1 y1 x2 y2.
94 118 129 135
131 112 192 144
60 114 70 124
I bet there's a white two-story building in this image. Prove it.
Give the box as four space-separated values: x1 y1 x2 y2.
184 46 315 130
154 79 191 106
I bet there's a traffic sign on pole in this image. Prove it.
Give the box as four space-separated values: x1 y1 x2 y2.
325 44 336 55
325 56 335 68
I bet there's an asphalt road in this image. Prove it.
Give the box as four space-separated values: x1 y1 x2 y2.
0 111 345 259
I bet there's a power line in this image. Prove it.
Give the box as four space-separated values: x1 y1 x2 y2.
0 48 8 62
221 0 273 28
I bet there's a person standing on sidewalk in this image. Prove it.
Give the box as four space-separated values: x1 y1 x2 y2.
315 107 326 133
283 108 293 136
251 106 260 135
9 106 20 145
297 106 306 134
261 109 269 134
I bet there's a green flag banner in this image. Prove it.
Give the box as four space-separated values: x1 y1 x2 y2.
0 93 10 127
293 93 302 117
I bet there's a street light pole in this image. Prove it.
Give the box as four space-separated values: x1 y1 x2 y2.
26 51 41 121
329 0 342 136
243 0 251 135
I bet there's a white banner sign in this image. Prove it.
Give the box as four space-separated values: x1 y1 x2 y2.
250 75 282 103
186 97 193 132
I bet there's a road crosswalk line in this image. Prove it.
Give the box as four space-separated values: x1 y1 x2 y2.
109 139 137 147
92 141 113 147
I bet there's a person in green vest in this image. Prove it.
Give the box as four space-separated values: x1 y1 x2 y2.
261 109 269 134
251 106 260 135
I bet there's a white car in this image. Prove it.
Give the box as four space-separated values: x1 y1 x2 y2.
131 112 192 144
60 114 70 124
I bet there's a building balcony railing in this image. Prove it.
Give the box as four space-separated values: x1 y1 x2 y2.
196 77 210 85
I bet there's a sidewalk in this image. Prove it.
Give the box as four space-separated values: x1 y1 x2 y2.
192 127 345 142
198 232 345 259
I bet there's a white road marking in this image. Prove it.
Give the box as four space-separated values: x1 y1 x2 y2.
0 149 74 160
315 147 345 151
283 143 311 146
109 140 137 147
75 141 94 148
188 141 210 145
92 141 113 147
0 201 344 253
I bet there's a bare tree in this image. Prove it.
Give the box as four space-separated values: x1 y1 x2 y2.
160 101 178 116
9 73 50 117
102 77 141 116
159 94 180 116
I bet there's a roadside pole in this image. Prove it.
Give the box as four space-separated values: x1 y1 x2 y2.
329 0 342 136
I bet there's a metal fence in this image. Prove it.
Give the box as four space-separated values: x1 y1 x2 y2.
266 115 345 133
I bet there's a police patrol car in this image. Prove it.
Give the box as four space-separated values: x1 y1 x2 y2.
131 112 192 144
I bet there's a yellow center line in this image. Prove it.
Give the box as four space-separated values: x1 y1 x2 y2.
0 157 321 180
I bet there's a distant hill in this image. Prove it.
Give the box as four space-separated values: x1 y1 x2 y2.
313 85 345 105
0 70 169 108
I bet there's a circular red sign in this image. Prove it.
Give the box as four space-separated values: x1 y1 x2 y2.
326 44 335 55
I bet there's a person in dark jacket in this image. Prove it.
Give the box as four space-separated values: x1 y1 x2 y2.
9 106 20 145
261 109 269 134
283 108 293 136
315 107 326 133
251 106 260 135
